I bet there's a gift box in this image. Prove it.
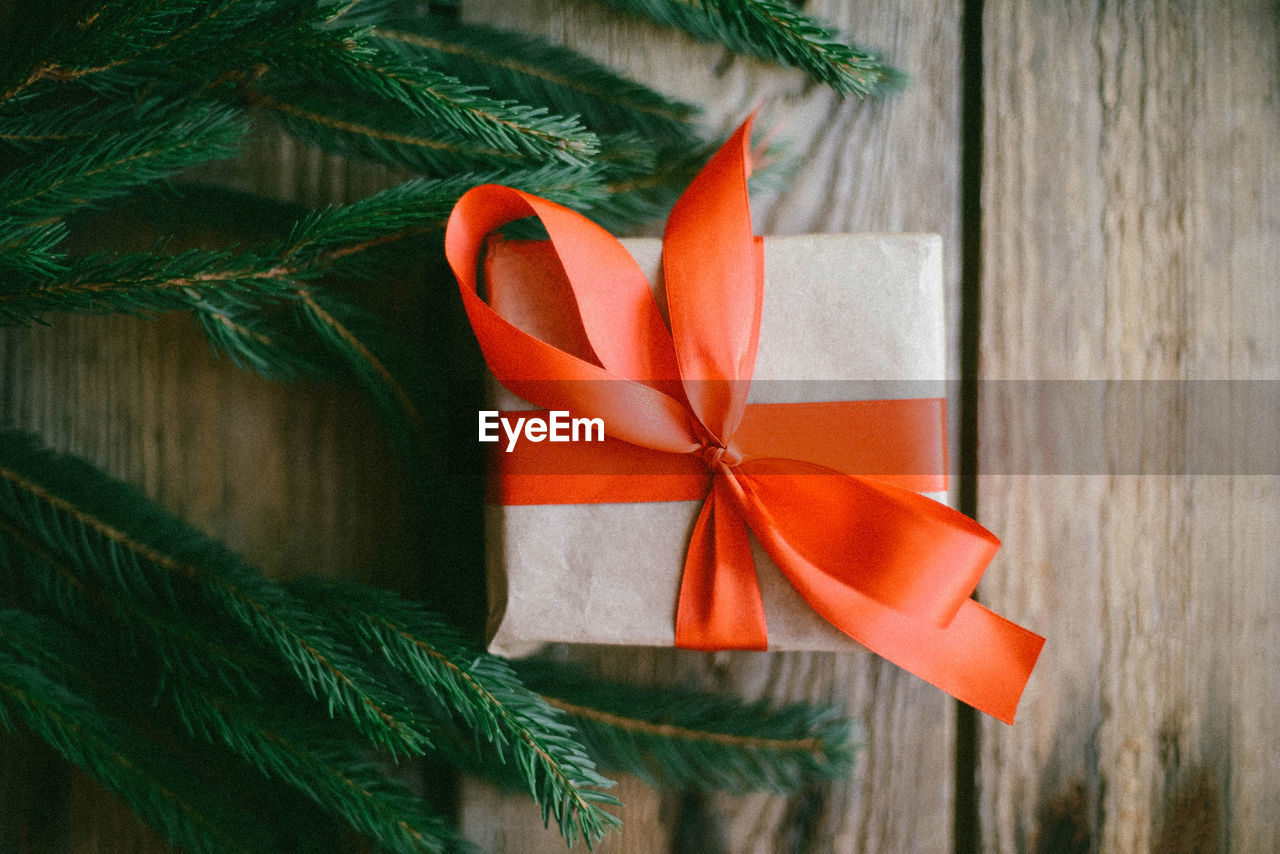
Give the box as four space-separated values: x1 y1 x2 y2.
446 116 1042 723
482 232 948 656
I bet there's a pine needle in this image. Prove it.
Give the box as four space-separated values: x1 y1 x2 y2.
0 105 247 224
372 16 698 144
596 0 903 97
0 608 282 854
249 85 571 175
173 686 473 854
0 245 303 325
0 428 431 757
292 578 623 848
515 659 858 794
320 49 601 165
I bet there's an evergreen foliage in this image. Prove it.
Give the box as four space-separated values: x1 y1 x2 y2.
0 0 892 850
516 661 857 794
0 607 351 853
595 0 903 96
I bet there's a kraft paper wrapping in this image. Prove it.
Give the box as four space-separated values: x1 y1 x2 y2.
484 233 946 657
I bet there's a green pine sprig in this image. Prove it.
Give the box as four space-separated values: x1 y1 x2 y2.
370 15 699 144
292 578 622 848
0 245 305 324
171 685 473 854
0 509 272 697
515 660 858 794
0 104 247 225
0 428 431 757
299 47 601 166
0 218 69 282
595 0 903 96
0 609 287 854
0 499 466 853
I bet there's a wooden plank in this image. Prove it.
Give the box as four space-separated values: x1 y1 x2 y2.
457 1 965 851
977 1 1279 851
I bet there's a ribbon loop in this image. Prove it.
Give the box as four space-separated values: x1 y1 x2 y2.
446 116 1044 724
664 120 763 446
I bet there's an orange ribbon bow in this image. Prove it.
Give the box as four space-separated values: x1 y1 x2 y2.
445 117 1043 723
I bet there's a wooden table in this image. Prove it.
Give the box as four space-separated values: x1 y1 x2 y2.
2 2 1275 851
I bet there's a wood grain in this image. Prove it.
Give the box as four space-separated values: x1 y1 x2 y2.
977 1 1279 851
457 1 964 852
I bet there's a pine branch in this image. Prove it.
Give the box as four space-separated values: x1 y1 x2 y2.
0 93 183 151
292 578 622 848
0 428 432 757
371 15 698 144
0 104 247 225
193 297 335 381
0 608 284 854
0 245 304 325
590 135 718 231
173 686 472 854
1 485 462 852
295 43 601 166
272 166 605 268
594 0 902 96
296 287 437 467
0 510 272 697
0 241 346 384
0 1 333 103
0 218 68 283
249 84 568 175
515 660 858 794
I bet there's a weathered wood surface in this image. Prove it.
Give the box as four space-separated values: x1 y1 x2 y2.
2 1 1277 852
456 1 964 852
977 2 1279 853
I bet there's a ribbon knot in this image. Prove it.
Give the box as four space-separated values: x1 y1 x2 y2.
699 441 742 470
445 116 1044 723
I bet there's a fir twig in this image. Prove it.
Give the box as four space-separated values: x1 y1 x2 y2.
292 578 622 848
173 687 472 854
0 245 303 325
0 428 430 757
192 296 334 381
0 105 246 224
296 287 435 463
0 512 270 696
0 218 68 282
371 16 698 143
515 660 858 794
595 0 902 96
0 609 281 854
309 47 601 166
248 85 562 175
269 166 608 269
1 501 459 853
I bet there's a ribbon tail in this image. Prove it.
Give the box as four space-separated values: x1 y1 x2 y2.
727 462 1044 722
774 548 1041 723
675 478 768 651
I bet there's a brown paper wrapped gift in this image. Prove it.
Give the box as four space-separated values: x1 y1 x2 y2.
483 233 947 657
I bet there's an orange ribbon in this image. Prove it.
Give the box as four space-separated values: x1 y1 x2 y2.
445 117 1043 723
